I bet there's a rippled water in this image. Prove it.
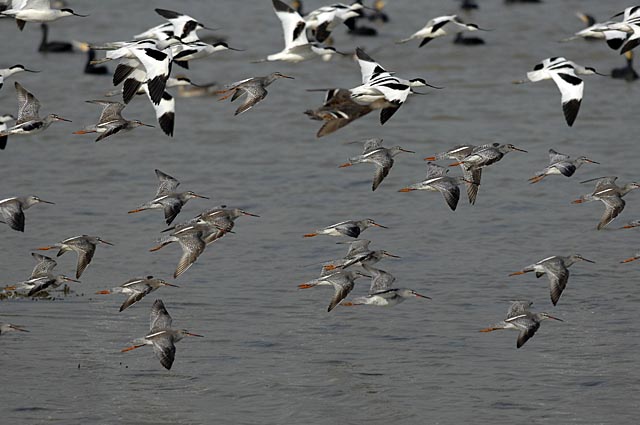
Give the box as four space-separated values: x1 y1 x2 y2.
1 1 639 424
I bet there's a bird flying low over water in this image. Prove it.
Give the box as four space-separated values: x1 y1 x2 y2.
96 276 179 312
509 254 595 305
397 15 487 47
304 218 387 238
0 82 71 138
121 299 203 370
128 169 209 225
528 149 599 184
399 162 474 211
304 88 374 137
73 100 154 142
516 57 605 127
0 195 53 232
4 252 80 297
0 64 39 91
0 0 88 31
480 301 562 348
572 176 640 230
261 0 342 63
298 269 371 312
349 47 440 125
37 235 113 278
216 73 294 116
303 2 364 42
339 138 414 191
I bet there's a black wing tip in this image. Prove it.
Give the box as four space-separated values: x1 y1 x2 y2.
562 99 581 127
155 8 181 19
355 47 374 62
621 39 640 55
273 0 294 13
159 112 175 137
419 38 433 48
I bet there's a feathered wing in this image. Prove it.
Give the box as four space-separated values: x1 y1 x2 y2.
549 69 584 127
15 82 40 124
273 0 308 49
598 196 625 230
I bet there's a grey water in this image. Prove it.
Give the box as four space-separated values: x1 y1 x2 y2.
1 0 639 423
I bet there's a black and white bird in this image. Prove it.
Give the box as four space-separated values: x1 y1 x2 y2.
397 15 486 47
509 255 595 305
0 114 15 149
594 5 640 54
263 0 341 62
121 299 203 370
350 47 439 124
128 169 209 225
480 301 562 349
528 149 598 184
0 0 88 31
304 2 364 42
0 195 54 232
338 138 414 191
0 64 39 90
517 57 604 127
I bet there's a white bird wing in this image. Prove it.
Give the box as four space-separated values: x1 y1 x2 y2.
355 47 392 84
22 0 49 10
273 0 308 49
548 67 583 127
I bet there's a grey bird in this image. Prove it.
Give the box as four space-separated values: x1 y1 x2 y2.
304 218 387 238
216 72 294 115
509 254 595 305
339 138 414 191
480 301 563 348
572 176 640 230
323 243 400 272
424 144 480 204
298 270 371 311
121 299 203 370
164 206 259 244
128 169 209 225
0 322 29 335
36 235 114 278
399 162 474 211
0 195 54 232
73 100 154 142
4 253 80 296
529 149 599 184
149 223 216 278
341 264 431 307
447 143 527 203
96 276 179 312
0 82 71 137
304 88 374 137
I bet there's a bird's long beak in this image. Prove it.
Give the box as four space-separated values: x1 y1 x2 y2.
339 162 352 168
585 159 600 164
24 69 40 73
202 25 219 31
96 290 111 294
580 257 596 263
9 325 29 332
186 332 204 337
372 222 388 228
193 194 210 199
163 282 180 287
298 283 315 289
479 327 501 332
121 344 145 352
423 156 436 161
400 148 415 153
509 271 525 276
384 252 401 258
56 117 72 122
241 211 260 217
571 199 584 204
398 187 415 192
414 293 431 299
100 240 114 246
621 224 639 229
39 199 55 204
279 74 295 79
593 70 610 77
449 161 463 167
73 12 90 17
546 315 564 322
425 83 444 89
512 147 528 152
141 122 155 128
621 256 639 263
36 246 55 251
64 277 81 283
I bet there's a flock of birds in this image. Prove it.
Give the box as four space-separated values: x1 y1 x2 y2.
1 0 640 370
